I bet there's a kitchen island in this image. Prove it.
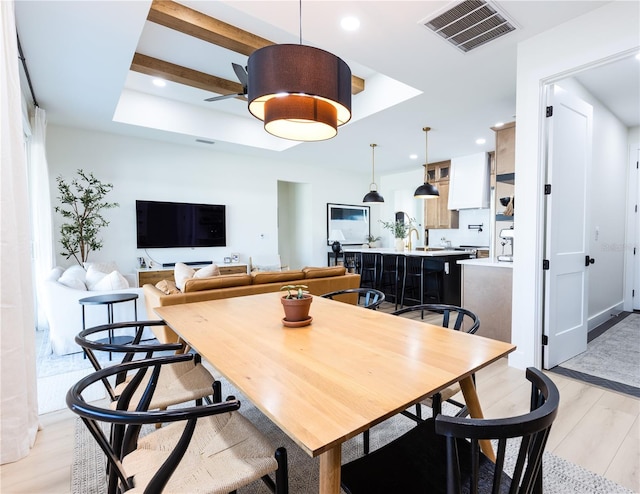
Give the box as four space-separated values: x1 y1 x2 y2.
342 248 474 306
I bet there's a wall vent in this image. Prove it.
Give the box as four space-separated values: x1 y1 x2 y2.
421 0 517 53
195 138 215 145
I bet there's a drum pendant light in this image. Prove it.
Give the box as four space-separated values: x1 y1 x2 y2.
414 127 440 198
363 143 384 203
247 1 352 141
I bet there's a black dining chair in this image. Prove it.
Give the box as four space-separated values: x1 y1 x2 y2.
321 287 385 310
392 304 480 419
67 354 289 494
341 367 560 494
76 320 221 409
360 303 480 454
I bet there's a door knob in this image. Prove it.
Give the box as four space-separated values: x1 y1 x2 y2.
585 255 595 266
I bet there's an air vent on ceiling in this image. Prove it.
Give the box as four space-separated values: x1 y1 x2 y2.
422 0 517 53
195 139 215 145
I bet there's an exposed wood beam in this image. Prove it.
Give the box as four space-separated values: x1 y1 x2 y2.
147 0 365 95
131 53 244 98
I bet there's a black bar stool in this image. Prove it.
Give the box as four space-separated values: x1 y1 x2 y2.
400 256 443 309
379 253 403 309
358 252 380 289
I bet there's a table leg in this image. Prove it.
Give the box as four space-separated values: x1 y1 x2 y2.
319 446 341 494
459 376 496 462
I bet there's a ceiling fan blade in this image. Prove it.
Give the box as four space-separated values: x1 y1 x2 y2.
232 62 249 88
204 92 244 102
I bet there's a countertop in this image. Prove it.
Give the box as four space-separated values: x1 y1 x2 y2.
343 247 475 257
457 258 514 268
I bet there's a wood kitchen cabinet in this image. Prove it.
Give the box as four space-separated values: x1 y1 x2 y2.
424 160 459 229
492 121 516 223
493 121 516 176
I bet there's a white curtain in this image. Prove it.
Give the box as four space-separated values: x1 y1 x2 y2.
1 0 40 464
28 107 55 330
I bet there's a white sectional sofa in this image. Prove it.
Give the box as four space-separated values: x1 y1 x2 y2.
40 263 149 355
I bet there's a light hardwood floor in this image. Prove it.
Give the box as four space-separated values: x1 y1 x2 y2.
1 360 638 493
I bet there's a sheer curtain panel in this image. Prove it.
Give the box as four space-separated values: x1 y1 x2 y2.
1 0 40 464
29 106 54 330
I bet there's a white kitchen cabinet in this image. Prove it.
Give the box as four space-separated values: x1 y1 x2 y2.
447 152 490 210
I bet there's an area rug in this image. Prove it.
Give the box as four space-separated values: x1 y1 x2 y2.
552 312 640 397
71 381 635 494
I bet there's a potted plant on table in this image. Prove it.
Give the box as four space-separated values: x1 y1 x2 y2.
280 284 312 326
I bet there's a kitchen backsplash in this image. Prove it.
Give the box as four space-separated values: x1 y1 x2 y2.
428 208 491 247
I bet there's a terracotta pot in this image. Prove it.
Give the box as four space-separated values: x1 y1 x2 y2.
281 294 312 322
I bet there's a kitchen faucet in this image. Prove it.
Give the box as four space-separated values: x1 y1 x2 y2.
408 228 419 251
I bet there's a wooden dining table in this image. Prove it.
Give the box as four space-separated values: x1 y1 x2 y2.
155 292 516 494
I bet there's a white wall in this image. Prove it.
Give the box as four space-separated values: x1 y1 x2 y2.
513 1 639 369
378 168 424 247
46 125 368 275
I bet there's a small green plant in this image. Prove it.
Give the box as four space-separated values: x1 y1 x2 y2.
379 218 415 239
54 169 119 265
366 234 381 243
280 284 309 299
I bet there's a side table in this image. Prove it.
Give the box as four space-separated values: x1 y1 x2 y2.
79 293 138 360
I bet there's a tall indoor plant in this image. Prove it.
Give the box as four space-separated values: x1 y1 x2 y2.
54 169 119 265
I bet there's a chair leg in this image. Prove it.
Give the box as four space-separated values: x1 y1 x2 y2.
432 393 442 417
212 380 222 403
275 447 289 494
363 429 370 455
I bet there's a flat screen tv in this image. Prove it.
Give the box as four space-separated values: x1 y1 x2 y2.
136 200 226 248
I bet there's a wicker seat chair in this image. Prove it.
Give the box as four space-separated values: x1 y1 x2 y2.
76 320 221 409
67 354 288 494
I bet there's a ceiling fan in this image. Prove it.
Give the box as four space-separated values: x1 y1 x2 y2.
204 63 248 102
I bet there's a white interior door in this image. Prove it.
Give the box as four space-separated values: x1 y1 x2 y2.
543 84 593 369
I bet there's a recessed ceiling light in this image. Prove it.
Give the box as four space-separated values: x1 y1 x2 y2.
476 138 486 145
152 78 166 87
341 16 360 31
409 154 418 160
494 121 504 127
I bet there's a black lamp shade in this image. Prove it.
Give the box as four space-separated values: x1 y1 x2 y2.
363 190 385 203
247 44 352 141
414 182 440 198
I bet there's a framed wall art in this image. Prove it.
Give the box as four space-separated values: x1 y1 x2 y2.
327 203 370 245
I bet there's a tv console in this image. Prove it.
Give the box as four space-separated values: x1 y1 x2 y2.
136 263 249 287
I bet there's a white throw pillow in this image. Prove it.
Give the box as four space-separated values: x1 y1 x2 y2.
194 264 220 279
83 261 119 274
92 270 130 291
174 262 195 291
58 265 87 290
46 266 65 282
85 265 108 290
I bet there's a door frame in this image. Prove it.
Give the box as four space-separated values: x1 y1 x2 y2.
534 53 637 369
